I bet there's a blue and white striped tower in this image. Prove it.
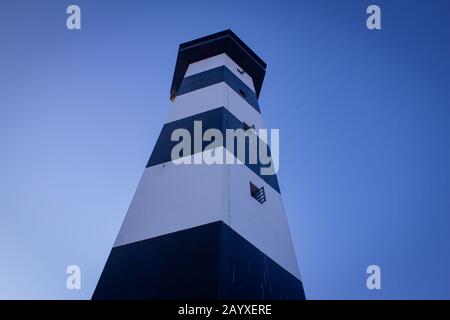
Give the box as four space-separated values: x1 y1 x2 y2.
93 30 306 300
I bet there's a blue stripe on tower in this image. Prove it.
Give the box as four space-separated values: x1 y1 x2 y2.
178 66 261 113
92 221 305 300
147 107 281 193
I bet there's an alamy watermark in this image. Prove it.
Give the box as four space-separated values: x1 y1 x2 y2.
367 5 381 30
366 265 381 290
66 5 81 30
170 121 279 176
66 265 81 290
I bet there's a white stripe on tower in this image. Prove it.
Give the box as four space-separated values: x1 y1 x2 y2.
185 53 256 90
166 82 265 129
114 147 301 280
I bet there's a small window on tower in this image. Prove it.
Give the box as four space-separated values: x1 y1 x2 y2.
243 122 255 131
239 88 248 98
250 182 266 204
237 67 245 75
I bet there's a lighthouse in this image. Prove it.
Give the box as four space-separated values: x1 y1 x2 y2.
93 30 306 300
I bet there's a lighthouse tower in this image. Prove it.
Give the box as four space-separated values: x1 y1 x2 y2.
93 30 306 300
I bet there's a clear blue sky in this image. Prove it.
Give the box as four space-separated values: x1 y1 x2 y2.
1 0 449 299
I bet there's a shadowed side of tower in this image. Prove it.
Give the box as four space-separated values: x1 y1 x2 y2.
92 30 306 300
